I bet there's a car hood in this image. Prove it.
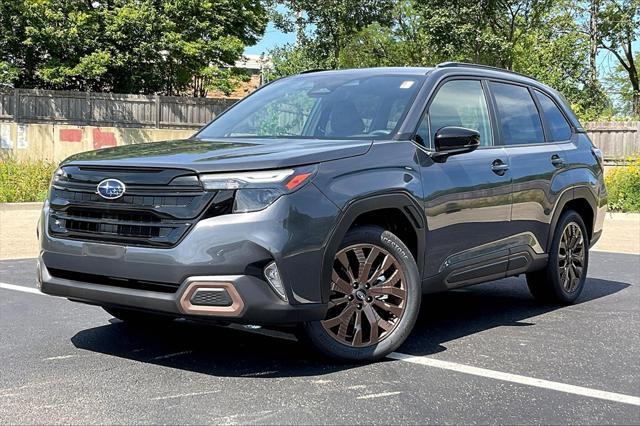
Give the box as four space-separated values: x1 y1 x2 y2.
62 138 373 172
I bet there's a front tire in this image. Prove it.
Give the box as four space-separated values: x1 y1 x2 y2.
526 210 589 304
304 226 421 362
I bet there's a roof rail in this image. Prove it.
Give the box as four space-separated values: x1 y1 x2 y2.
436 62 537 81
299 69 326 74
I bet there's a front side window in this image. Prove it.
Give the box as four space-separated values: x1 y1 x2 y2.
417 80 493 148
197 74 423 140
534 90 572 141
490 82 544 145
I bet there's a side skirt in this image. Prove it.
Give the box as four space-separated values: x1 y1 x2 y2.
421 245 548 294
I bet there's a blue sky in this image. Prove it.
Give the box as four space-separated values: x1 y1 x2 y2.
244 23 295 55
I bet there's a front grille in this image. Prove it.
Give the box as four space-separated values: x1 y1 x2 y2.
51 207 185 244
51 187 198 208
48 268 180 293
48 166 233 247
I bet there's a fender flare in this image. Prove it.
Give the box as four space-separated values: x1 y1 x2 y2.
319 192 426 303
546 185 598 252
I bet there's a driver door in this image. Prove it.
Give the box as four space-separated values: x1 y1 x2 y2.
416 79 513 285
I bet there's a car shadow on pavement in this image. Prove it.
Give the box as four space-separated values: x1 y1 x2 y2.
71 276 629 377
401 276 631 356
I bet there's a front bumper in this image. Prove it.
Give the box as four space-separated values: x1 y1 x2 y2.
38 262 326 323
38 183 340 324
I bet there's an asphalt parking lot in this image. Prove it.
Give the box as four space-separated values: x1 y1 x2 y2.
1 251 639 425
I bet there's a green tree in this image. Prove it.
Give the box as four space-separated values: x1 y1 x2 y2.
604 52 639 116
269 0 611 120
0 0 268 95
0 61 19 86
268 42 325 78
339 1 433 67
269 0 395 72
512 2 609 120
597 0 640 115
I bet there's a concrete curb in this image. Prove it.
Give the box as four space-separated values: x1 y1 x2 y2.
604 212 640 219
0 202 43 211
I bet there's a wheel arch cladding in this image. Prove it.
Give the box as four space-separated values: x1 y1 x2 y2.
564 198 594 238
547 187 596 252
320 193 426 303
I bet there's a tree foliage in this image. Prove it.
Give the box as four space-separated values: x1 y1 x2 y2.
604 52 639 116
597 0 640 115
268 0 638 119
271 0 395 68
0 0 268 95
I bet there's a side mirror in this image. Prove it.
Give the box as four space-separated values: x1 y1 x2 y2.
432 126 480 162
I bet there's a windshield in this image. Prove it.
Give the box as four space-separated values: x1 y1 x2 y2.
197 73 424 140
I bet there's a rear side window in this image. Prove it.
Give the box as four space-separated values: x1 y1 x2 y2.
490 82 544 145
534 90 572 141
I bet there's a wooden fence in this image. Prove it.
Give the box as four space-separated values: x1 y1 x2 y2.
0 88 236 129
0 89 638 158
584 121 639 160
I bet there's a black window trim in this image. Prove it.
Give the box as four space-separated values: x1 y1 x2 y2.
410 76 499 151
528 85 550 143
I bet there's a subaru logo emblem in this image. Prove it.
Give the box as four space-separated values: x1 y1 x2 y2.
96 179 126 200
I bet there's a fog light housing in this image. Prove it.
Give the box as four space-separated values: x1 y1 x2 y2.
264 261 287 301
36 259 43 288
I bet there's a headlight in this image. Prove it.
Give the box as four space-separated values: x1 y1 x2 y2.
199 166 316 212
52 167 67 183
199 169 295 190
48 167 66 200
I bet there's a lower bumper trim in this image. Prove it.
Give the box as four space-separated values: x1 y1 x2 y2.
38 261 327 324
179 278 245 316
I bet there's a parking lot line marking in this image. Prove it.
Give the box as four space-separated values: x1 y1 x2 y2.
152 351 192 361
357 391 402 400
151 390 220 401
240 370 280 377
0 282 45 296
389 352 640 406
43 355 78 361
347 385 368 390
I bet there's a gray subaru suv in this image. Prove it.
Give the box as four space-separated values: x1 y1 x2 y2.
38 63 606 361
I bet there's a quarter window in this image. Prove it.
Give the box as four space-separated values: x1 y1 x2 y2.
490 82 544 145
417 80 493 148
534 90 572 141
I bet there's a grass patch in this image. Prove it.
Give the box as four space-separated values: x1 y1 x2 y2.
0 158 56 203
606 157 640 212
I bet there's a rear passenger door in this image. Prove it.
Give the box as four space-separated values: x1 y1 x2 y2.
488 81 570 256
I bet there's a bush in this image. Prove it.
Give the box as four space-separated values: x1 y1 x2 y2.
0 158 56 203
605 157 640 212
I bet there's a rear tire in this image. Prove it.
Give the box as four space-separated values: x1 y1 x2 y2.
103 306 174 324
303 226 421 362
526 210 589 304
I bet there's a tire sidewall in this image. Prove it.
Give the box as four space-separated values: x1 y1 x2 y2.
304 225 421 362
548 211 590 303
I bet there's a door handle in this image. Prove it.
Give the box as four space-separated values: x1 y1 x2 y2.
491 159 509 176
551 154 565 167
